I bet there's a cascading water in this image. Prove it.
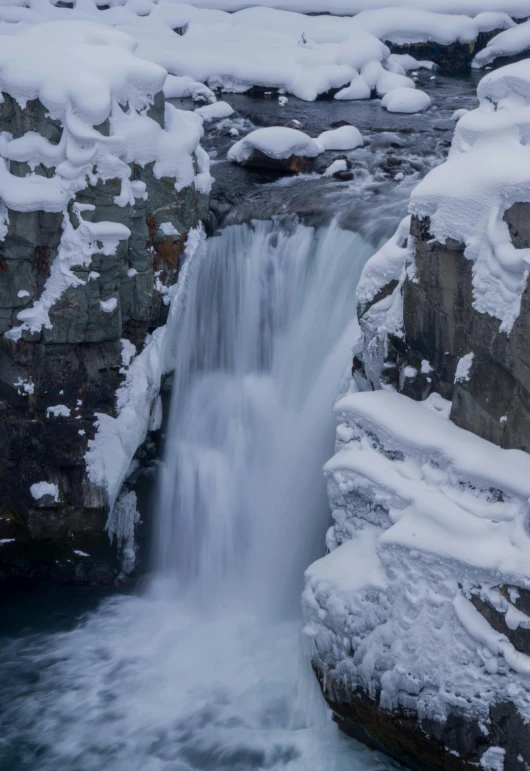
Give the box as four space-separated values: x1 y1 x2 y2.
0 217 401 771
155 218 370 614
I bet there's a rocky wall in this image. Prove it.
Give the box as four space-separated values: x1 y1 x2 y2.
0 93 209 585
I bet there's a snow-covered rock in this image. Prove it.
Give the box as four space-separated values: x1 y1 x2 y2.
382 87 431 113
317 126 363 151
411 59 530 333
227 127 322 172
304 389 530 769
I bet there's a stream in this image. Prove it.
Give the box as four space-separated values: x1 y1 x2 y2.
1 71 480 771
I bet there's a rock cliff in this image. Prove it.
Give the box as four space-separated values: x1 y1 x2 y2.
0 22 210 585
303 59 530 771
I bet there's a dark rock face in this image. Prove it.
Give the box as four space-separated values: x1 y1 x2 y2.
358 207 530 453
0 93 208 585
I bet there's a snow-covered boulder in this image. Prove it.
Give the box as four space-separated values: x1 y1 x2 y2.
382 87 431 113
227 127 323 172
317 126 363 151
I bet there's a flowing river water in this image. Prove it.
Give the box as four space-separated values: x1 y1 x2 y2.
1 73 480 771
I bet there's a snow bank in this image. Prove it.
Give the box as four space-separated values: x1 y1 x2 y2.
303 388 530 726
86 228 206 512
228 127 323 163
474 21 530 69
184 1 530 16
0 0 508 105
411 59 530 333
382 87 431 113
30 481 59 502
317 126 363 151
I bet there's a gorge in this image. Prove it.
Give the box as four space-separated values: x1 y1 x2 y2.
2 3 530 771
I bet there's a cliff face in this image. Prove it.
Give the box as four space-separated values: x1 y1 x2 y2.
303 60 530 771
0 23 210 584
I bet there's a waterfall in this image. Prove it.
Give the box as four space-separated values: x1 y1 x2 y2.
155 217 376 615
0 216 400 771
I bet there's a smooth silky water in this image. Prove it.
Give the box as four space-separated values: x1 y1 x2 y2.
0 218 402 771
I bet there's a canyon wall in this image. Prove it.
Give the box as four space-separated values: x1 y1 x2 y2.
0 23 210 585
303 60 530 771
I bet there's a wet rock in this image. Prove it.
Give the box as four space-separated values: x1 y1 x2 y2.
332 170 354 181
236 149 314 174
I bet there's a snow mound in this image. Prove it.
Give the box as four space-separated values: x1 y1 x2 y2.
382 87 431 113
227 127 323 163
335 76 371 101
411 59 530 333
317 126 363 151
195 101 234 121
30 481 59 502
303 389 530 727
473 20 530 69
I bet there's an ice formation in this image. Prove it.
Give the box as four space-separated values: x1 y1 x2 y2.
86 228 206 511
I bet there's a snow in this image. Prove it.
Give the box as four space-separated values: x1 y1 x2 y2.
73 549 90 557
480 747 506 771
100 298 118 313
17 290 29 299
228 127 323 163
455 352 474 383
46 404 71 417
323 159 347 177
411 59 530 333
185 1 529 17
335 76 371 101
163 74 215 103
317 126 363 151
452 108 469 121
303 388 530 730
474 21 530 69
30 481 59 501
159 222 180 237
0 21 212 344
120 338 137 368
195 101 234 121
382 88 431 113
